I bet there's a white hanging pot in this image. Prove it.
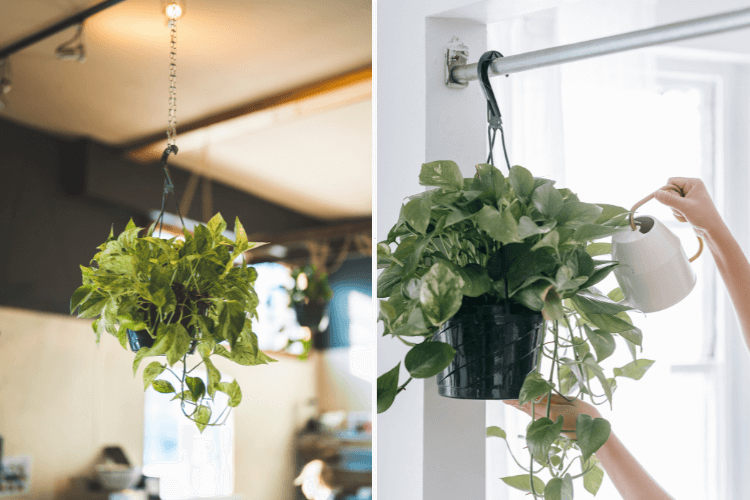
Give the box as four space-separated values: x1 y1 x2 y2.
611 185 704 313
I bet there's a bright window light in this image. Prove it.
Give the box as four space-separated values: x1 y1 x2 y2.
494 80 718 500
143 371 234 500
348 290 374 382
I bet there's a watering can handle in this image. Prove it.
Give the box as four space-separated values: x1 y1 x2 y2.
628 184 704 263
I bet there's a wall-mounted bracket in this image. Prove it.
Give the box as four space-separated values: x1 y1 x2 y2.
445 37 469 88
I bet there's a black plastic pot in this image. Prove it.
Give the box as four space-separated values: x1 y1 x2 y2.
434 301 544 400
293 301 327 330
127 301 208 353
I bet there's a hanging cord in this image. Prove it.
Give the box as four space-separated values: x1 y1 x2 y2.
154 15 186 237
478 51 512 313
477 51 511 171
167 17 178 148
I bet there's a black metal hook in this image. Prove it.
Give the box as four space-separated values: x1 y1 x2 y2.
160 144 179 194
477 51 506 130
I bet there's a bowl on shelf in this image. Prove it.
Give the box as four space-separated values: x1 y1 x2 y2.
95 464 142 491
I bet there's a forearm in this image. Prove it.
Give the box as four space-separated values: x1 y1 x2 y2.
595 432 673 500
705 222 750 349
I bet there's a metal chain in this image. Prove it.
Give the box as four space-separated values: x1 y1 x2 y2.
167 17 178 146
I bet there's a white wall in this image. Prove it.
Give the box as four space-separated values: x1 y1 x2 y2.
0 306 316 500
375 0 427 499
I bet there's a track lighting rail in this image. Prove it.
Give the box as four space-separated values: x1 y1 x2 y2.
0 0 129 61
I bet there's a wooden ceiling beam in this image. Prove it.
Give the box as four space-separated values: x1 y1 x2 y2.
121 63 372 159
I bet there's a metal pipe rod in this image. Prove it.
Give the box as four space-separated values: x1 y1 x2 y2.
0 0 129 60
452 7 750 84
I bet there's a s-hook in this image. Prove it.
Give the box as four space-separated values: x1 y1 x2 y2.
477 51 510 170
155 145 187 236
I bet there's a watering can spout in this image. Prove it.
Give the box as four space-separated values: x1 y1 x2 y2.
611 185 703 313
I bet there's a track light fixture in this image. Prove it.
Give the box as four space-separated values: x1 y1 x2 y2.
55 24 86 62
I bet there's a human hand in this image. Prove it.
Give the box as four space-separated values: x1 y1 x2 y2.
653 177 724 239
503 394 601 438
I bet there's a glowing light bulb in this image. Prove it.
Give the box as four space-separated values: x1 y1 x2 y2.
297 273 309 291
165 3 183 19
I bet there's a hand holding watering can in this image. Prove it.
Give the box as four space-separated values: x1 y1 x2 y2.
611 178 718 313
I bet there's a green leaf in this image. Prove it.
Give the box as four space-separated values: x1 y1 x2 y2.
614 359 655 380
186 376 206 402
595 204 630 225
587 313 639 334
586 242 612 257
77 291 108 318
457 264 492 298
377 264 404 298
526 416 564 462
573 291 631 315
573 224 629 242
608 287 625 302
195 405 212 433
518 372 555 406
215 300 246 348
152 380 176 394
70 285 94 314
556 201 603 227
216 380 242 407
617 328 643 347
167 323 192 366
513 281 549 312
444 208 473 227
419 161 463 191
486 426 507 439
530 183 564 218
143 362 166 390
509 165 535 201
583 261 620 288
544 475 574 500
207 213 227 237
404 197 432 234
234 217 248 249
530 230 559 253
474 163 506 200
501 475 546 494
582 354 613 408
576 414 612 462
584 458 605 495
204 357 221 398
558 364 577 396
377 363 400 413
584 325 616 362
419 262 463 326
116 324 129 350
518 216 555 239
476 206 522 245
404 341 456 378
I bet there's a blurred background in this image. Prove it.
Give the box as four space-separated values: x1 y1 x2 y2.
0 1 372 499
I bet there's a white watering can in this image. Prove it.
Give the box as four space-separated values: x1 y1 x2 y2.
611 185 704 313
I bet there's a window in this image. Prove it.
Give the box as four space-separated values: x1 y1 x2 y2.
348 289 374 382
252 262 309 353
143 371 235 500
488 57 725 499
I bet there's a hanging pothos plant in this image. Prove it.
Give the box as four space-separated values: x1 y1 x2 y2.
71 213 275 431
288 264 333 328
377 161 656 498
289 264 334 309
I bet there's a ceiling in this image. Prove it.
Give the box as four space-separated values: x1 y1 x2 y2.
0 0 372 220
